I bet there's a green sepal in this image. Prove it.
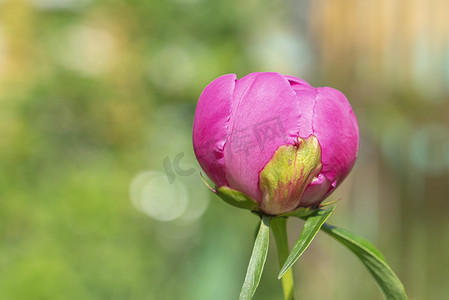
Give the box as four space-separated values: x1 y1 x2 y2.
258 136 322 215
216 186 259 211
281 206 317 219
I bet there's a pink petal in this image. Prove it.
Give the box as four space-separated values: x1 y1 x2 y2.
300 174 332 207
312 87 359 191
192 74 236 187
284 75 312 87
223 72 302 203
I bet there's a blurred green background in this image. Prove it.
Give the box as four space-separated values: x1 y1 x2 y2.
1 0 449 299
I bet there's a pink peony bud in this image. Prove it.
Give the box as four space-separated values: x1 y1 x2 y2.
192 72 359 215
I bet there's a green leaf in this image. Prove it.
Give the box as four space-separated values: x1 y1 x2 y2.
216 186 259 211
278 206 335 279
321 223 408 300
239 216 271 300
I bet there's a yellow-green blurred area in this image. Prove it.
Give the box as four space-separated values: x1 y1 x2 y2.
1 0 449 299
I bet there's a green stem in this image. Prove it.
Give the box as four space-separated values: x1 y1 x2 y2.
271 217 295 300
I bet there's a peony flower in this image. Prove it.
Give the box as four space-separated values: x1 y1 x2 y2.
192 72 359 215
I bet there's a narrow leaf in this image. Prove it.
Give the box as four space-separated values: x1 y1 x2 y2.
321 223 408 300
278 206 334 279
239 216 271 300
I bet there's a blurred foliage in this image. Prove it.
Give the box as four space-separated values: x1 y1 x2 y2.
0 0 448 299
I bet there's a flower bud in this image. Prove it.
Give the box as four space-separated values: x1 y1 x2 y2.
192 72 359 215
